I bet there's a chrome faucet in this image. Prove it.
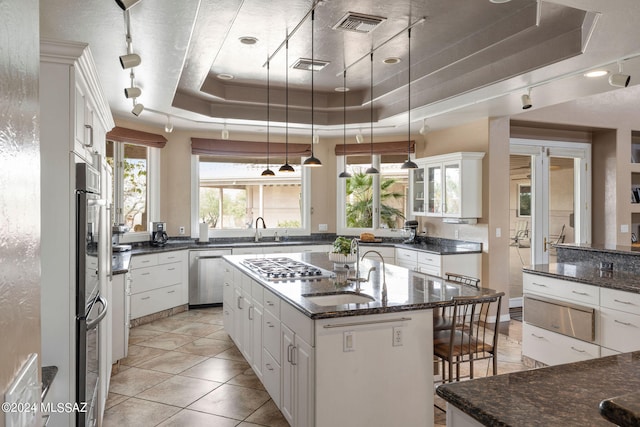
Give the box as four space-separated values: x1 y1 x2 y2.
361 250 387 305
255 217 266 242
347 238 367 291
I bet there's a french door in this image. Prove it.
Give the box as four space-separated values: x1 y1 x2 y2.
509 139 591 304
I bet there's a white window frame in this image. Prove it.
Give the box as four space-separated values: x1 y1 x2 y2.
111 142 160 243
191 155 311 238
336 154 407 238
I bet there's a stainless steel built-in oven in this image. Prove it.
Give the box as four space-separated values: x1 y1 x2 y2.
76 161 108 427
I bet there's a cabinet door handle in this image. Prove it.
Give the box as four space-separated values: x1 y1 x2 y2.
266 363 274 371
531 282 547 287
287 344 294 364
530 333 544 339
266 321 274 328
237 295 243 309
248 305 254 320
571 290 589 296
140 272 150 276
167 267 176 271
166 256 176 259
141 296 150 300
290 346 297 366
167 290 175 294
614 299 634 305
83 124 93 148
266 300 275 306
141 260 151 263
614 319 635 327
570 346 586 353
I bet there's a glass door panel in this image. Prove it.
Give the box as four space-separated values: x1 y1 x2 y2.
411 168 425 214
444 162 461 215
547 157 574 262
426 164 442 215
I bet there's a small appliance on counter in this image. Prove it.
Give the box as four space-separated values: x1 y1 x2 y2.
403 220 419 244
151 221 168 246
111 224 131 252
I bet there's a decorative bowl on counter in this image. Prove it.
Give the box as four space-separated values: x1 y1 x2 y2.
328 252 357 264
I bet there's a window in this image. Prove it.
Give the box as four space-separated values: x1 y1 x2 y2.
106 140 159 240
193 156 310 237
338 154 408 235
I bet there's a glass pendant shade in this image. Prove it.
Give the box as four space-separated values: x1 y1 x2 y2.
279 163 295 173
401 159 419 169
303 155 322 167
261 168 275 176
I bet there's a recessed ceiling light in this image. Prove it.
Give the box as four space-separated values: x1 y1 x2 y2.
335 86 350 92
584 70 609 78
383 57 401 64
239 36 258 45
217 73 234 80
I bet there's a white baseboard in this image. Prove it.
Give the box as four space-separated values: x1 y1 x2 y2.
509 297 523 308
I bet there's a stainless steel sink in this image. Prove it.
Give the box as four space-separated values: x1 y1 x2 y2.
303 292 375 306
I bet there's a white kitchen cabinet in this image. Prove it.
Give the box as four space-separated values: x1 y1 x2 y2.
40 39 115 427
111 273 131 363
600 287 640 354
281 322 314 427
223 263 235 338
523 273 599 307
410 152 484 218
129 250 188 320
394 247 481 280
523 323 599 365
360 245 396 264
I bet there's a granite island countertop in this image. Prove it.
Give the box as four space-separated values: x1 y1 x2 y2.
599 390 640 426
223 252 499 320
523 262 640 294
436 351 640 427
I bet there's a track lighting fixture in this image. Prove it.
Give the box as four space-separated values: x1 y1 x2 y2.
124 86 141 98
304 10 322 168
521 89 532 110
221 124 229 140
365 52 379 175
119 53 141 69
279 39 294 173
262 59 275 177
339 70 352 179
164 115 173 133
609 62 631 88
401 28 418 170
115 0 142 11
356 131 364 144
131 101 144 116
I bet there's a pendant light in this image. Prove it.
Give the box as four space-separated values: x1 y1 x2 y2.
365 51 379 175
303 10 322 167
262 59 275 176
338 70 352 178
280 39 295 173
401 27 418 170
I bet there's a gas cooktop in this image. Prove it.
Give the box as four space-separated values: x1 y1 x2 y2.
241 257 334 281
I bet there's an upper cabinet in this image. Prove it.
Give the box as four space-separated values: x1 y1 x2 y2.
410 152 484 219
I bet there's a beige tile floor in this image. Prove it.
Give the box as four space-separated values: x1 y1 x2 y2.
104 307 527 427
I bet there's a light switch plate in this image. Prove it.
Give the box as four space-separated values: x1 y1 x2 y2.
621 224 629 233
318 224 328 232
343 331 355 352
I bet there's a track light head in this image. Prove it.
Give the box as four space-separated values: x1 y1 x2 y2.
115 0 142 10
120 53 141 69
124 86 142 99
221 128 229 140
521 93 532 110
355 133 364 144
131 102 144 116
164 116 173 133
609 73 631 88
419 120 430 135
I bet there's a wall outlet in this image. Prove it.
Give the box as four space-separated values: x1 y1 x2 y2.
343 331 355 352
496 227 502 238
179 226 185 235
318 223 328 232
392 327 403 347
454 229 460 239
621 224 629 233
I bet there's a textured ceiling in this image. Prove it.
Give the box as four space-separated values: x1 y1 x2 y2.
39 0 640 137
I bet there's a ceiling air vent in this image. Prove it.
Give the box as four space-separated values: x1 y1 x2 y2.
332 12 386 33
292 58 330 71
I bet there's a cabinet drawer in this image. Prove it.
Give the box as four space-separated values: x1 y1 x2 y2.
281 300 314 346
130 284 182 319
262 348 281 408
601 288 640 315
417 265 440 277
158 251 182 264
523 323 599 366
130 253 158 269
523 273 599 306
264 310 281 361
263 289 281 318
417 252 441 267
395 248 418 263
601 307 640 353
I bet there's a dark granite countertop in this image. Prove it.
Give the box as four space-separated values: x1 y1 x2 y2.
224 252 499 319
523 262 640 294
436 351 640 427
599 390 640 426
557 242 640 256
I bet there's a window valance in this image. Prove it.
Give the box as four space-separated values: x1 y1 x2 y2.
106 126 167 148
191 138 311 158
334 140 415 156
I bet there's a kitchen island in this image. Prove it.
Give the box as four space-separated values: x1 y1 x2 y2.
222 252 498 427
436 350 640 426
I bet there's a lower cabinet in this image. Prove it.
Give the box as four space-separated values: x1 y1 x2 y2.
394 248 481 279
111 272 131 363
129 250 188 320
523 323 599 366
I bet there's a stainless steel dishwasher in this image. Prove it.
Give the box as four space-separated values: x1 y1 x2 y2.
188 249 232 306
